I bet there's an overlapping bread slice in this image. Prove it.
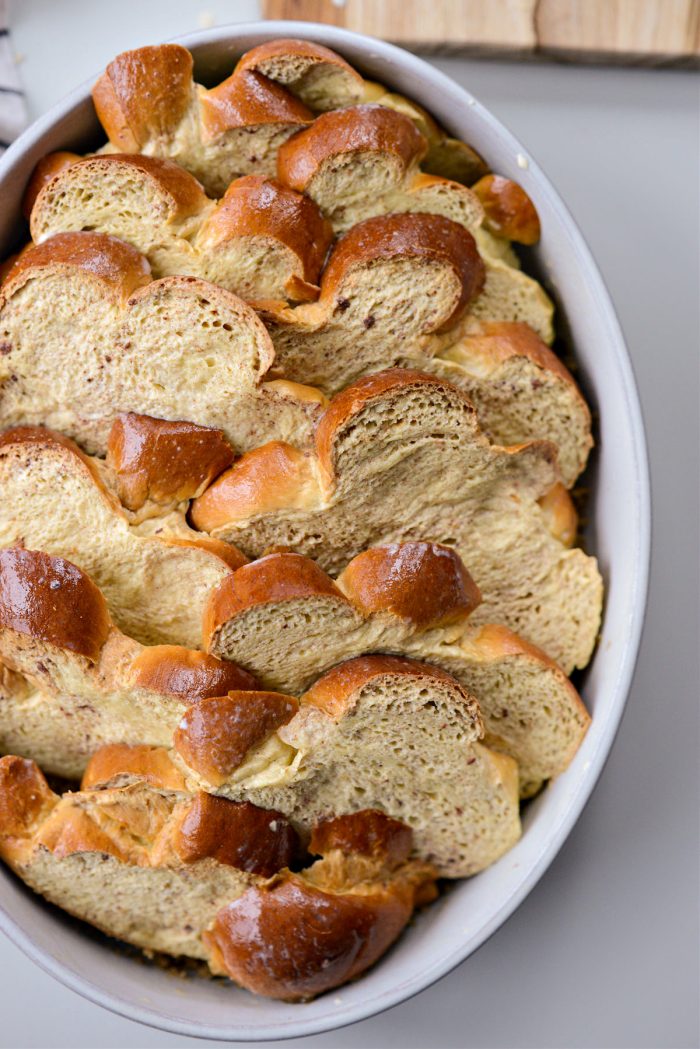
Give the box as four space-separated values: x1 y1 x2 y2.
0 755 434 999
191 370 602 671
0 548 518 876
5 213 587 480
203 543 590 795
0 429 248 647
0 231 327 454
91 41 486 194
275 103 537 250
0 546 260 777
92 43 315 197
26 158 333 302
28 147 553 343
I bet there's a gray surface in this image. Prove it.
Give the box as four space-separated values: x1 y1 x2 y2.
2 3 699 1047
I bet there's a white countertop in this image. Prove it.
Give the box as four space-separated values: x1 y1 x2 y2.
3 2 699 1047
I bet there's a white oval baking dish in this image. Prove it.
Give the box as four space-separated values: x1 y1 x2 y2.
0 20 650 1042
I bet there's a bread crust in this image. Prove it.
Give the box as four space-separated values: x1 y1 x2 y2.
173 792 299 875
206 874 413 1000
173 691 299 785
0 548 112 661
92 44 195 152
2 230 151 305
473 175 540 244
21 152 81 220
107 413 235 511
202 70 313 139
130 646 260 698
277 103 427 192
302 653 469 721
317 214 485 333
81 744 188 791
309 810 413 866
234 38 364 109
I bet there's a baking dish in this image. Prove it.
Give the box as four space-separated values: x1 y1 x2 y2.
0 20 650 1041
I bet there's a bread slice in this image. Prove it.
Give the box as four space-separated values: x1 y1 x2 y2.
191 370 602 671
81 652 518 879
0 230 326 454
0 556 512 877
91 41 485 194
27 156 334 302
0 546 261 777
203 544 590 794
0 754 434 1000
92 44 315 197
0 428 246 647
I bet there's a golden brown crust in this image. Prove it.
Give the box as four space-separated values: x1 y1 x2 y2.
472 175 540 245
173 792 299 876
277 104 426 193
0 755 57 856
202 552 348 648
130 645 260 701
161 534 247 572
0 548 112 662
235 38 363 98
310 810 413 867
457 320 578 387
35 805 129 862
1 230 151 306
22 151 81 220
201 175 333 296
0 425 108 486
302 653 464 721
318 213 485 332
189 441 316 532
106 413 235 511
538 482 578 547
201 70 313 140
337 542 481 628
173 691 299 785
92 45 195 152
81 744 188 792
206 874 413 1000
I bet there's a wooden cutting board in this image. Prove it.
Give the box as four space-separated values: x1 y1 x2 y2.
262 0 700 66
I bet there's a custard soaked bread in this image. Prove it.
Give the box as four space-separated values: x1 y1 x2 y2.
0 428 247 647
0 231 325 455
192 370 603 671
204 544 590 794
0 551 518 876
91 40 486 194
29 150 554 343
27 157 333 302
0 545 586 793
0 547 259 777
4 217 588 481
0 755 434 999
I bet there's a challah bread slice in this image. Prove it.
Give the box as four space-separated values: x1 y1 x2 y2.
92 44 315 196
88 655 517 878
92 41 483 192
0 755 298 959
203 544 590 793
0 231 325 454
237 39 489 185
191 370 603 671
0 756 434 1001
28 156 334 302
261 214 555 403
0 428 245 647
0 548 259 777
431 319 592 486
276 104 483 236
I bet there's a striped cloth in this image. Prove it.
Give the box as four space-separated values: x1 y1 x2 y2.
0 1 27 155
